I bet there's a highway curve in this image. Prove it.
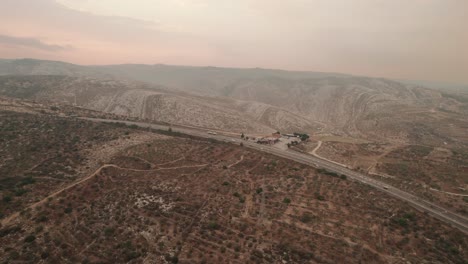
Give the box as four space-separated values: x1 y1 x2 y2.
83 117 468 234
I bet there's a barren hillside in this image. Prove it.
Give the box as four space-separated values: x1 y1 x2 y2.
1 59 467 147
0 75 285 134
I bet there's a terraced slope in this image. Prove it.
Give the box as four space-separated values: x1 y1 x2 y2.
1 59 467 147
0 75 314 134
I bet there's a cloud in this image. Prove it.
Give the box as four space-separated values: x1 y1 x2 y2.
0 35 72 52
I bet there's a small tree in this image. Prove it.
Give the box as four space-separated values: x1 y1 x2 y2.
3 195 12 203
24 235 36 243
241 133 245 139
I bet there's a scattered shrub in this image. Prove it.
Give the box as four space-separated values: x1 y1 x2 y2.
2 195 12 203
24 235 36 243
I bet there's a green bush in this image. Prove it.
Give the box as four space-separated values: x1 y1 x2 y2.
300 213 314 223
14 188 28 196
396 218 408 228
125 251 141 261
104 227 115 236
24 235 36 243
315 194 325 201
206 221 220 230
19 176 36 186
3 195 12 203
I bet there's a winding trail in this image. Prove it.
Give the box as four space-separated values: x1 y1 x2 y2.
310 140 322 156
308 140 349 168
1 164 113 227
228 155 244 168
1 162 208 227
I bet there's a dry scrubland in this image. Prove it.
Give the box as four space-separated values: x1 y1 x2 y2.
308 139 468 217
0 108 467 263
0 107 155 221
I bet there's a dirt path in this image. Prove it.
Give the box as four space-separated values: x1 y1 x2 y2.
174 194 212 260
1 162 208 227
247 157 264 173
228 155 244 168
26 156 56 173
156 164 208 171
127 155 158 168
156 157 185 166
366 144 402 175
1 164 114 227
429 188 468 197
308 141 350 168
310 140 322 156
243 194 252 218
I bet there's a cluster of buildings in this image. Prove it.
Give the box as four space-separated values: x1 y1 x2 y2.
256 133 282 144
254 132 306 145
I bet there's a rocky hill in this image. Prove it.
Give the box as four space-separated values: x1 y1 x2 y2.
0 75 319 134
0 59 467 147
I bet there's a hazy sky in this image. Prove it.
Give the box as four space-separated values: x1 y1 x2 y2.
1 0 467 83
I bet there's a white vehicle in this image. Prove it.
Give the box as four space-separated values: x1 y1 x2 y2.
207 131 217 135
383 186 389 190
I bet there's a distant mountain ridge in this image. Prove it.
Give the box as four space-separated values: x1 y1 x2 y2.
0 58 467 147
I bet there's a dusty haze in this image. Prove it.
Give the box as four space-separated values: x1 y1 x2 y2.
0 0 467 84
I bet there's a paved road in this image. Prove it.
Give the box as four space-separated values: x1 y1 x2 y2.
83 117 468 234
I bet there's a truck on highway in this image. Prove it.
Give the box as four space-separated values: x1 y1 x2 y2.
207 131 217 135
